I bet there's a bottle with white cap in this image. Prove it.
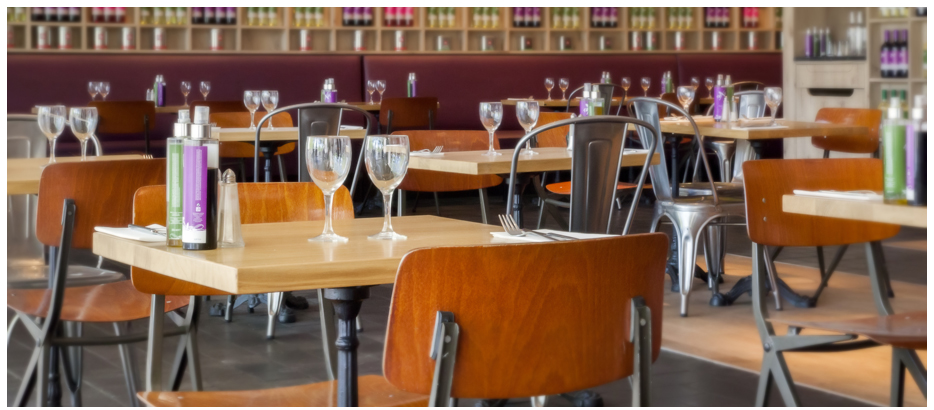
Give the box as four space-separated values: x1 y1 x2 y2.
882 96 907 204
579 83 592 117
407 73 417 97
182 106 220 250
166 109 190 247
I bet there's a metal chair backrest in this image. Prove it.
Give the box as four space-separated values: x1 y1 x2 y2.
507 116 658 235
629 97 718 204
7 114 46 159
379 97 437 133
736 90 766 118
566 83 625 116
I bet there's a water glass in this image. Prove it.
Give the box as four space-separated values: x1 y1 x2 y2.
764 87 783 125
558 78 569 100
261 90 278 130
243 90 260 129
479 102 503 156
180 81 191 107
99 82 110 101
200 81 211 100
364 134 410 240
705 77 714 98
366 80 376 104
516 101 540 156
620 77 631 100
69 107 98 161
88 82 99 100
306 135 353 243
676 86 694 115
36 105 66 163
376 80 386 104
544 78 554 101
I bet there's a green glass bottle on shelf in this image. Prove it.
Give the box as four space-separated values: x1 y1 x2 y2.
268 7 278 26
294 7 305 27
553 7 564 29
247 7 258 26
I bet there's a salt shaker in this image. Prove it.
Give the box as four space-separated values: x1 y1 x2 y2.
217 169 244 248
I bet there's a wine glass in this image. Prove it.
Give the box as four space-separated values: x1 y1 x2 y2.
261 90 278 130
676 86 694 116
364 134 410 240
366 80 376 104
306 135 353 243
376 80 387 104
98 82 110 101
243 90 260 130
558 78 569 100
180 81 191 107
36 105 66 163
69 107 98 161
640 77 651 96
516 101 540 156
705 77 714 98
690 77 700 92
88 82 99 101
544 78 554 101
200 81 211 100
479 102 503 156
764 87 783 126
620 77 631 100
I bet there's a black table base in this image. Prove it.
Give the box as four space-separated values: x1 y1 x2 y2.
324 286 371 407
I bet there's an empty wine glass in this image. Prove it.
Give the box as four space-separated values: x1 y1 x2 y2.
764 87 783 126
676 86 694 116
180 81 191 107
88 82 99 101
261 90 278 130
364 134 410 240
558 78 569 100
641 77 651 96
98 82 110 101
306 135 353 243
366 80 376 104
69 107 98 161
690 77 700 92
621 77 631 100
243 90 260 130
36 105 66 163
705 77 714 98
376 80 386 104
544 78 554 101
516 101 540 156
479 102 503 156
200 81 211 100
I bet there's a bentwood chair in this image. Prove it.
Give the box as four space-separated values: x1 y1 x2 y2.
8 160 192 407
378 97 438 134
630 97 747 317
731 80 765 92
392 130 501 223
812 108 883 158
211 111 294 182
565 83 626 116
742 158 924 406
139 234 669 407
88 101 156 156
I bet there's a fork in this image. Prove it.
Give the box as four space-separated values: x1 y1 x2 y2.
143 154 154 159
432 145 443 154
498 214 556 241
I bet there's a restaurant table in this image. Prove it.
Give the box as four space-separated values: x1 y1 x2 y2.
7 155 145 196
29 105 186 115
346 101 440 112
783 195 927 228
501 97 713 110
93 215 505 406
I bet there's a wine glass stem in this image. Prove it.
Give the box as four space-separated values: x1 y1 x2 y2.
381 192 394 233
547 90 551 101
562 90 566 100
49 139 57 163
379 92 383 104
250 111 255 129
268 112 274 129
323 194 334 235
80 141 88 161
184 95 188 106
488 131 495 152
770 109 777 125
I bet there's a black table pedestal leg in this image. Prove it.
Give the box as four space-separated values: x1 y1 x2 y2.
714 276 815 308
324 287 371 407
510 175 532 228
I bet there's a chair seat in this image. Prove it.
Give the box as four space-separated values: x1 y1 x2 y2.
137 374 428 407
7 279 190 322
7 264 126 290
546 181 649 196
769 311 927 351
661 194 748 214
678 181 744 197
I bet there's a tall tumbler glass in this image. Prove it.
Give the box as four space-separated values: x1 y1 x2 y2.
306 135 352 243
364 134 410 240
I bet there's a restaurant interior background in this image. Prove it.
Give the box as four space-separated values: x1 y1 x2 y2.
5 4 929 408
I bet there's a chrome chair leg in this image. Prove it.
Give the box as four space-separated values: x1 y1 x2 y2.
114 322 140 407
7 313 21 347
763 246 783 311
224 295 234 322
267 292 282 340
478 188 490 225
673 212 709 317
61 322 83 407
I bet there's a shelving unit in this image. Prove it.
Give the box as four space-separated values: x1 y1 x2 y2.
865 9 927 108
7 7 782 54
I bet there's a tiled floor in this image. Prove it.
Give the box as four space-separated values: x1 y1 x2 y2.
8 189 923 406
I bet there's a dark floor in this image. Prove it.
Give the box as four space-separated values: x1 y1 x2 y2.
8 189 925 406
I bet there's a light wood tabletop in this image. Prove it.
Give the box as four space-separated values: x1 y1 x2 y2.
658 119 868 141
407 147 658 175
8 155 145 196
30 105 186 115
501 97 623 108
93 215 506 294
782 194 927 228
211 127 367 142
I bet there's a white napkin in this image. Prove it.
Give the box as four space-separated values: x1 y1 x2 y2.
491 229 616 243
662 115 714 122
410 150 444 157
793 190 883 202
95 224 166 242
339 125 363 130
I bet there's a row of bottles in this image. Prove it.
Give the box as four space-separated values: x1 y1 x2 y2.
470 8 500 29
292 8 325 28
880 29 909 78
387 7 417 27
846 11 866 57
881 92 926 206
426 8 453 28
342 7 374 26
512 7 542 28
245 8 280 26
554 8 582 29
630 8 656 30
667 8 693 30
589 8 616 28
878 8 925 18
140 8 187 25
740 7 759 28
704 7 730 28
27 7 82 22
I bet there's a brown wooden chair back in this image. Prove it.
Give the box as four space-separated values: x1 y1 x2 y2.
37 159 165 249
379 97 438 133
812 108 882 155
658 92 695 116
88 101 156 134
743 158 899 247
383 233 669 399
211 111 293 128
130 182 354 295
190 100 246 116
393 130 503 192
731 81 765 92
535 112 573 148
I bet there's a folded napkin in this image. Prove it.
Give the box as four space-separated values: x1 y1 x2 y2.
793 190 883 201
491 229 616 243
663 115 715 122
731 124 789 130
95 224 166 242
410 150 444 157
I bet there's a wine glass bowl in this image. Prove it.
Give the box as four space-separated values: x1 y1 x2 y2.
364 134 410 240
516 101 540 156
764 87 783 126
180 81 191 107
88 82 99 101
558 78 569 100
376 80 386 104
200 81 211 100
261 90 278 130
479 102 503 156
69 107 98 161
243 90 260 130
306 135 353 243
366 80 376 104
676 86 695 115
621 77 631 100
99 82 110 101
705 77 714 98
36 105 66 163
690 77 700 92
544 78 554 101
640 77 651 97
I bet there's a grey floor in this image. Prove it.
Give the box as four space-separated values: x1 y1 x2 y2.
8 188 925 407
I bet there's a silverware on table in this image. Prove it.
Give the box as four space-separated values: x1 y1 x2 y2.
128 224 165 236
498 214 575 241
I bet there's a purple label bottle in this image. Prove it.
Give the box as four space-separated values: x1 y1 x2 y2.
713 86 726 121
804 29 813 58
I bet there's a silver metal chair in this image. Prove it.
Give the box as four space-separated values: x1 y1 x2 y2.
630 97 747 317
696 90 766 191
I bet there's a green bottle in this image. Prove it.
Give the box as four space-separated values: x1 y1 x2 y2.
882 96 907 204
167 110 190 247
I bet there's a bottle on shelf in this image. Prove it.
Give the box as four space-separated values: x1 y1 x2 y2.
896 29 909 78
879 90 890 111
882 96 907 204
804 28 813 58
881 30 892 77
226 7 236 25
906 94 927 206
900 90 910 119
407 72 417 97
31 7 43 22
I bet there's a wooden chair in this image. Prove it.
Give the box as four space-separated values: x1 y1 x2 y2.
742 158 924 406
88 101 156 156
731 80 765 92
189 100 246 117
132 182 354 378
8 160 192 407
379 97 437 134
139 234 669 407
393 130 501 224
210 111 295 182
812 108 882 158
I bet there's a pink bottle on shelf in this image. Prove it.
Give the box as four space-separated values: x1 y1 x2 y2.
404 7 414 27
385 7 396 26
116 7 126 23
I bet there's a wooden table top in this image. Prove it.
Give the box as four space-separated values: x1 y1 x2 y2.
30 105 186 115
92 215 504 294
407 147 658 175
501 97 712 108
782 194 927 228
658 119 868 141
211 127 367 142
346 101 381 111
8 155 145 196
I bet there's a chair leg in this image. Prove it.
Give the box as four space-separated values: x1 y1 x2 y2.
536 200 546 229
432 192 441 216
891 348 907 407
674 213 707 317
224 295 234 322
186 297 203 391
15 346 41 406
36 342 51 406
7 313 21 347
267 292 282 340
277 155 287 182
114 322 140 407
238 158 247 183
478 188 490 225
61 322 83 407
763 246 783 311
